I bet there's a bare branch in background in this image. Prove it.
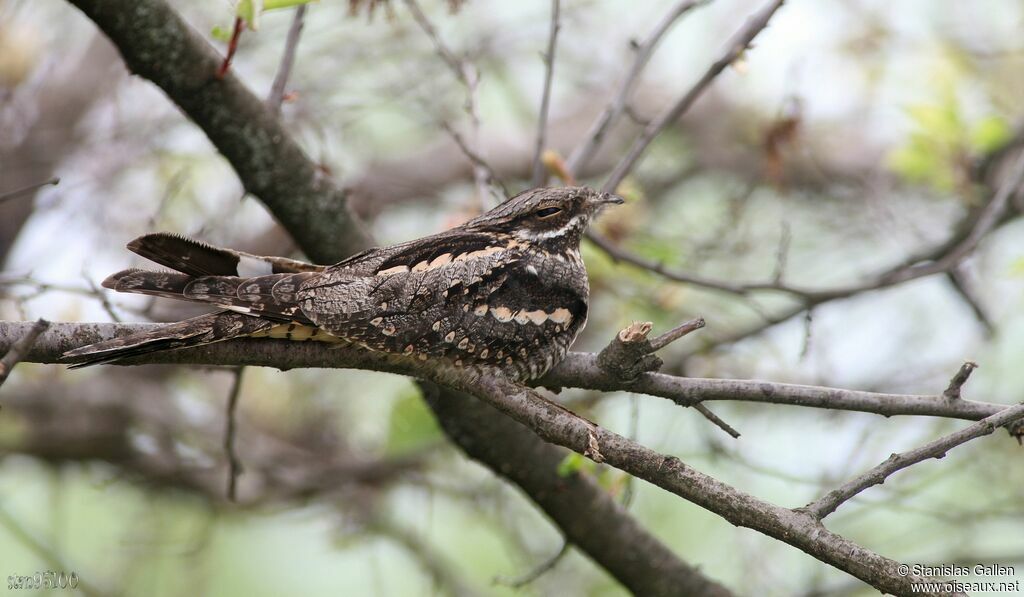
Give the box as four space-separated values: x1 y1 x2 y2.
370 515 479 597
495 540 570 588
223 366 245 501
68 0 373 263
601 0 786 193
423 382 736 597
805 401 1024 520
266 4 308 113
404 0 496 205
0 177 60 205
945 268 994 335
530 0 561 187
568 0 710 175
439 121 509 197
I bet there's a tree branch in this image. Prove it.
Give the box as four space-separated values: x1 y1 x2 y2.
66 0 373 264
60 0 724 590
422 383 733 597
600 0 786 193
6 321 1019 428
266 4 307 113
0 318 49 389
530 0 561 187
805 402 1024 520
567 0 709 176
5 320 1005 593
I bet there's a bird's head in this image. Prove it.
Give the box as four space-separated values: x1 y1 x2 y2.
467 186 623 250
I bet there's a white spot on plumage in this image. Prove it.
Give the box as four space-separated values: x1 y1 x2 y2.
549 308 572 324
376 265 410 276
429 253 453 268
237 255 274 277
490 306 513 322
526 310 548 325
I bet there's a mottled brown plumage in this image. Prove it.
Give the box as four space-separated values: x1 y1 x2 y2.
63 186 622 380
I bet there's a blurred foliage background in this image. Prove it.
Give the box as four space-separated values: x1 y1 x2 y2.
1 0 1023 595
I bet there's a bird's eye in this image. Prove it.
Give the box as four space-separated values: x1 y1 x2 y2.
535 207 562 219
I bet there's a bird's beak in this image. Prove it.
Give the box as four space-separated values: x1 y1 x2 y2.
589 192 625 209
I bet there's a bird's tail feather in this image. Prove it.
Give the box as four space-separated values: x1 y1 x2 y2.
65 234 329 368
126 233 324 277
102 268 315 323
62 312 275 368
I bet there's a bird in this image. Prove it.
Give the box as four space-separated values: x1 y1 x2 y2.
63 186 623 380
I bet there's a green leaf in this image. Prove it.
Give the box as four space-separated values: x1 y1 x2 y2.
236 0 261 30
556 452 594 478
970 115 1011 154
386 390 441 454
210 25 233 42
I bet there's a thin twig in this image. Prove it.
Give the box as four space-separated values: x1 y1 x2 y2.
496 540 570 588
216 17 245 80
648 316 705 351
942 361 978 400
82 272 122 323
0 318 48 389
266 4 307 113
884 148 1024 283
945 268 994 335
440 121 509 197
591 145 1024 338
568 0 710 176
772 221 791 285
403 0 465 84
0 177 60 204
805 401 1024 520
692 404 740 438
530 0 561 187
601 0 786 193
223 366 245 501
404 0 497 204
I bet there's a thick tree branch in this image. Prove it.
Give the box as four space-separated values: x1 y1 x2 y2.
43 2 1010 594
58 0 725 590
8 319 965 595
422 383 733 597
66 0 373 264
6 321 1019 430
